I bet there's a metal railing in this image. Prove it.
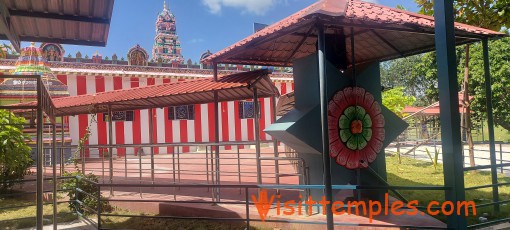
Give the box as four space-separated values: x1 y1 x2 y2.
72 176 449 230
48 141 307 202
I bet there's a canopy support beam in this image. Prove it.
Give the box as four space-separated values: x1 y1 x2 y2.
254 87 262 185
317 25 334 230
483 38 499 213
36 78 44 230
9 10 111 24
434 1 467 228
108 105 114 196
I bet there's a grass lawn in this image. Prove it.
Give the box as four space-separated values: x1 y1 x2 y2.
386 154 510 225
0 196 259 229
0 198 77 229
472 123 510 142
101 212 260 230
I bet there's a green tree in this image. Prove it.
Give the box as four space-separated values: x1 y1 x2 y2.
381 54 422 96
467 38 510 131
0 110 33 191
382 87 416 117
381 52 441 106
415 0 510 167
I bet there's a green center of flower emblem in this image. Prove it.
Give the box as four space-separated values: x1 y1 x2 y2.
339 106 373 151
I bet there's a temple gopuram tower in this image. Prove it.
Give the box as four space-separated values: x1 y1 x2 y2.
151 1 184 64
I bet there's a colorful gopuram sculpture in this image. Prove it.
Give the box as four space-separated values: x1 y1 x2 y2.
0 43 71 154
0 43 69 105
151 1 184 64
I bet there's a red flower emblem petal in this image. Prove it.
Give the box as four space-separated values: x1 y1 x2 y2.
346 151 360 169
330 140 343 158
335 149 348 166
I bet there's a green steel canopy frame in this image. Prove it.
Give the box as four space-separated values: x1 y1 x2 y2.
205 0 506 229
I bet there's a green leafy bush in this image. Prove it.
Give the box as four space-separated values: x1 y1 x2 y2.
382 87 416 117
0 110 33 191
61 171 113 215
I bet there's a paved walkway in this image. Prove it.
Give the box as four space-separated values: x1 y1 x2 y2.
386 143 510 173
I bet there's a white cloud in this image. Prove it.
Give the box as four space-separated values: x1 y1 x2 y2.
202 0 279 15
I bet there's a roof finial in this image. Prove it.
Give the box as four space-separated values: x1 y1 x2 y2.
163 0 167 10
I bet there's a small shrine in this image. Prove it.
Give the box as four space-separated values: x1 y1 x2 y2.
40 43 65 62
128 44 149 66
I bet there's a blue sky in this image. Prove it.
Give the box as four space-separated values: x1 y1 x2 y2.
23 0 420 62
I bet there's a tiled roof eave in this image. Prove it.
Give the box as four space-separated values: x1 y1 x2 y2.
42 70 279 116
203 0 505 66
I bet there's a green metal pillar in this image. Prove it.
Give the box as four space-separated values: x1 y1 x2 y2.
52 124 57 230
36 78 44 230
434 1 467 228
483 38 499 212
317 26 334 230
213 63 220 202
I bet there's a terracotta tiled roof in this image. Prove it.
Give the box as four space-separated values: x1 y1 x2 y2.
12 69 279 116
276 91 295 116
402 93 470 116
203 0 505 67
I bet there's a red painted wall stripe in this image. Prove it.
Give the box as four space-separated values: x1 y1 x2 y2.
95 76 107 157
280 82 287 95
113 77 126 156
234 101 243 149
221 102 230 150
180 120 189 152
208 103 216 143
57 75 68 85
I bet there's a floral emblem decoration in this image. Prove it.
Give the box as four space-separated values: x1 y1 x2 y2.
328 87 385 169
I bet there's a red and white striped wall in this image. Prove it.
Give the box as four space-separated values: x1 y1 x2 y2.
56 74 294 157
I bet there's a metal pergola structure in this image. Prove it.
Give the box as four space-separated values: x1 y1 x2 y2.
202 0 506 229
0 75 57 229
